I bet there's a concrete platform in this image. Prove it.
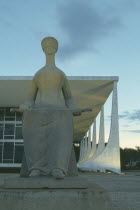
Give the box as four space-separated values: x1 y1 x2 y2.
3 176 88 189
0 174 111 210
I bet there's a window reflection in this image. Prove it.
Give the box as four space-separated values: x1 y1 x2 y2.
5 124 15 135
0 107 23 166
0 142 2 163
3 142 14 159
14 144 24 163
15 127 23 139
0 109 4 121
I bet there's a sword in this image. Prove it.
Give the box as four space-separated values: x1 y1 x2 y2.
10 107 92 114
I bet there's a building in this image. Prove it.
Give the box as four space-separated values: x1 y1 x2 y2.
0 76 120 173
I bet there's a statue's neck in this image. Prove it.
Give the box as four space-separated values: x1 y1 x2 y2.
46 54 56 67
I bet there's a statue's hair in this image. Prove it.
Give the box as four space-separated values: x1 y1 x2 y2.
41 37 58 50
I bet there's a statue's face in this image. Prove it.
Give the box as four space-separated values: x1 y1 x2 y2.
42 38 58 55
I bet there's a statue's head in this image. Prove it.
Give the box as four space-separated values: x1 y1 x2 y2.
41 37 58 55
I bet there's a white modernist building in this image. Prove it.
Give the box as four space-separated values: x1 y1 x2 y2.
0 76 120 173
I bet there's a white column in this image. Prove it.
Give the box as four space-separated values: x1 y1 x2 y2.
104 81 120 173
82 128 92 161
79 136 88 163
91 106 105 159
78 140 83 162
79 138 86 162
88 120 96 159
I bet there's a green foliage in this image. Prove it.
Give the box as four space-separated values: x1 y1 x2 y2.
120 147 140 170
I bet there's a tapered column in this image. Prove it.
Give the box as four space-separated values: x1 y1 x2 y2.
79 140 83 162
88 120 96 159
108 81 119 146
104 81 120 173
83 127 92 161
92 106 105 159
79 136 88 163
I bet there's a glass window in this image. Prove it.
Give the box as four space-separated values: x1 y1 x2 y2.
0 143 2 163
14 144 24 163
3 159 13 163
5 108 15 117
0 107 24 165
0 127 3 139
15 127 23 139
5 117 15 121
0 110 4 121
4 136 14 140
4 124 15 135
3 142 14 159
16 112 22 121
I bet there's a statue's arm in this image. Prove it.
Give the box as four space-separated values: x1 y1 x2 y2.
62 77 82 116
26 79 38 105
20 78 38 110
62 74 92 116
62 76 76 109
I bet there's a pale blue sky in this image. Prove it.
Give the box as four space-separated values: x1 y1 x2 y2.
0 0 140 148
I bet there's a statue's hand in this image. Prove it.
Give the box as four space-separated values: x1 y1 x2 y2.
71 108 82 116
73 110 82 116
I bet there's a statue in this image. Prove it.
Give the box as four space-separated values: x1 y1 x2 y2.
12 37 91 179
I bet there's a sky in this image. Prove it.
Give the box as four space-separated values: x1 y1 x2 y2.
0 0 140 149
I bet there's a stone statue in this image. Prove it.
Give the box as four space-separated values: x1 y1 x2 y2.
16 37 91 179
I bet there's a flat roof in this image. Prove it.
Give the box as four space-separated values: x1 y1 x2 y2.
0 76 119 81
0 76 119 141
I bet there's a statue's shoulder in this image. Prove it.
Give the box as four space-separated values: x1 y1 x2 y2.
33 67 45 80
56 68 68 79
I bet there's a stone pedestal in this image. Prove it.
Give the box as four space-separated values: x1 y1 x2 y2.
3 176 87 189
0 176 111 210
